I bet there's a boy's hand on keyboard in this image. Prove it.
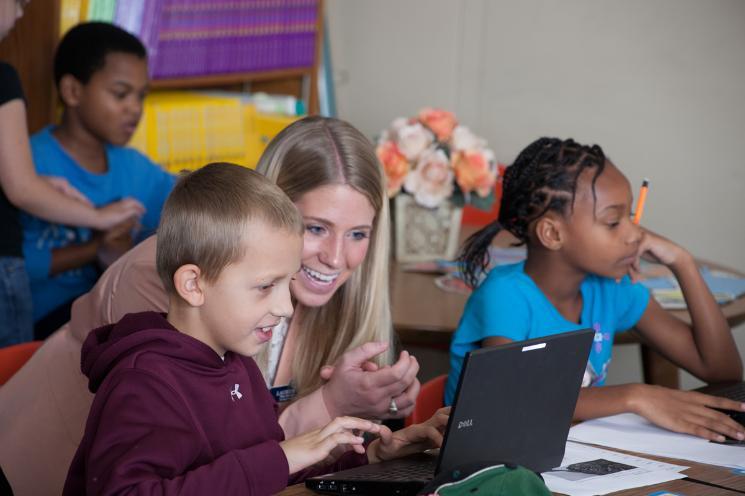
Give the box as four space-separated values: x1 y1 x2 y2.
629 384 745 442
367 407 450 464
280 416 381 474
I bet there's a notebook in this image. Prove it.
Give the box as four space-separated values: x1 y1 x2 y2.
305 328 595 495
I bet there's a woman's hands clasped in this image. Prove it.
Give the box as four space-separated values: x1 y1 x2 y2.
319 342 421 420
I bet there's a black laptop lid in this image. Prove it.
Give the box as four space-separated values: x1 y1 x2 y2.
438 328 594 473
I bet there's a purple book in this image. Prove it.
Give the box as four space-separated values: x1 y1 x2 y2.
113 0 164 77
141 0 320 78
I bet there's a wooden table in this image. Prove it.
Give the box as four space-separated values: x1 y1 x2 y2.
579 442 745 494
279 450 745 494
278 440 745 495
280 475 744 495
390 231 745 389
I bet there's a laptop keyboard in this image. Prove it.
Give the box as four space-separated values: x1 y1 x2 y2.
712 382 745 439
716 383 745 402
337 457 437 481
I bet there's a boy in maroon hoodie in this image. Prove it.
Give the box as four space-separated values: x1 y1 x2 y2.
63 163 447 495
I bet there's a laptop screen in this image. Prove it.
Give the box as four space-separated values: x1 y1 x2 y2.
438 328 594 473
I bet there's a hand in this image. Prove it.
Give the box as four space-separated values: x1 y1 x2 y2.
629 384 745 442
629 229 690 282
43 176 93 206
97 217 137 267
280 416 381 474
95 198 145 230
367 407 450 463
319 342 421 420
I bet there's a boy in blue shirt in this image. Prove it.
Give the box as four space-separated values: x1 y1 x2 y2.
21 22 175 337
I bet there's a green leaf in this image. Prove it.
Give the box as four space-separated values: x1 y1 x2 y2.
467 189 495 211
451 189 466 208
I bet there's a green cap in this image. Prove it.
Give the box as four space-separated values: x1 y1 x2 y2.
419 463 551 496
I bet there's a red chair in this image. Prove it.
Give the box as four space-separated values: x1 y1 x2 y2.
0 341 43 386
405 374 447 426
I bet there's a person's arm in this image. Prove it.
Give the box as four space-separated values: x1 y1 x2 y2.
321 343 420 418
367 406 449 463
290 408 449 482
280 416 382 476
95 217 136 268
568 229 745 442
630 230 742 382
43 176 93 206
68 236 167 341
278 343 420 437
574 383 745 442
0 99 144 229
82 369 291 496
49 240 101 276
279 387 332 438
27 218 134 277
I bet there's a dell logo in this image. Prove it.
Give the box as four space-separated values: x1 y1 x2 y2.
457 419 473 429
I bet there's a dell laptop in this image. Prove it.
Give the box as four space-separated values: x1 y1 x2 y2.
306 328 595 495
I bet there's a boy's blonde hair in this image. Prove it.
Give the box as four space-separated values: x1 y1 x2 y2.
256 116 393 397
156 162 303 294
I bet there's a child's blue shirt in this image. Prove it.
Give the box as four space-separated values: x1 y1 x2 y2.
445 261 650 405
21 126 176 322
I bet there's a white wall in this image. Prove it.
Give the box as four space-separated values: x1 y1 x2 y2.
326 0 745 387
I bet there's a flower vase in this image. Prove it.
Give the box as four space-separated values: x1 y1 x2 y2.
394 194 463 263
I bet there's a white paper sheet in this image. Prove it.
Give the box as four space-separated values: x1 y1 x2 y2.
542 441 688 496
568 413 745 470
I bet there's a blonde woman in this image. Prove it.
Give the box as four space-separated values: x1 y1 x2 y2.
256 116 420 435
0 116 420 494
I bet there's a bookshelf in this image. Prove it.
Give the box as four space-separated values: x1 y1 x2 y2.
0 0 323 134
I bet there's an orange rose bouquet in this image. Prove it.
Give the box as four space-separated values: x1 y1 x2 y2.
376 108 500 209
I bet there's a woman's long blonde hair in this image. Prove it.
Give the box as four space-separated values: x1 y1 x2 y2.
256 116 393 397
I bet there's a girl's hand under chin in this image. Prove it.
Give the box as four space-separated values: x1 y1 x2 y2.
628 229 691 282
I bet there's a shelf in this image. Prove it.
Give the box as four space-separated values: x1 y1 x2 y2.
0 0 323 128
150 67 314 90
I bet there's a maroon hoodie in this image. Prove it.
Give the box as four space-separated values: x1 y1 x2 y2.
63 311 367 495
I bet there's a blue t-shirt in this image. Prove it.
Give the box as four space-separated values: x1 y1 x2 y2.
22 126 176 322
445 261 650 405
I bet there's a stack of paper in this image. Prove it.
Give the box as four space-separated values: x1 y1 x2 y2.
569 413 745 470
542 442 687 496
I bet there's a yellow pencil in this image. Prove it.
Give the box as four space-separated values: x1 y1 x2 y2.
633 178 649 225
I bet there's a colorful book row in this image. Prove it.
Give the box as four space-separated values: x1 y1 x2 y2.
60 0 320 79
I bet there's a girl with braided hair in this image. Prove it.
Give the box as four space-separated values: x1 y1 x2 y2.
445 137 744 442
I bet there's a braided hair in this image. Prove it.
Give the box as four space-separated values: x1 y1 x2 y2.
460 137 607 288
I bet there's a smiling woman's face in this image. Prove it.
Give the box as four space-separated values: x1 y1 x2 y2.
291 183 376 308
